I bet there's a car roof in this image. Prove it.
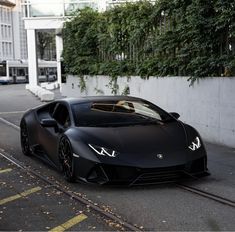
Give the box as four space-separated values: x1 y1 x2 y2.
58 96 145 105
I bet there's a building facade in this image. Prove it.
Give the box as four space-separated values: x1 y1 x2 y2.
0 0 27 62
0 0 15 61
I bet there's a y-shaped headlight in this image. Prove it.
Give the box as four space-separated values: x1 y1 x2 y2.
88 144 118 158
188 137 201 151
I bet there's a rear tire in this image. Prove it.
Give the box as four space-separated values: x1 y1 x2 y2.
59 136 76 182
20 120 32 156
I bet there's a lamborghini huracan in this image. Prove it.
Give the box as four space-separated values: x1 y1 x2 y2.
20 96 209 185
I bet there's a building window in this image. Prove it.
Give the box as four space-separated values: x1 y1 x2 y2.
6 9 8 22
0 7 2 21
22 0 99 18
8 26 11 38
9 9 11 22
22 4 28 17
1 25 4 39
3 8 6 22
5 25 7 39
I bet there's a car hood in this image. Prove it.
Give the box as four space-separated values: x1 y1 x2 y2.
79 121 187 151
74 121 190 168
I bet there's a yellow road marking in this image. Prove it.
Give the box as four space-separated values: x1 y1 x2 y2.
0 186 41 206
0 168 12 174
49 214 88 232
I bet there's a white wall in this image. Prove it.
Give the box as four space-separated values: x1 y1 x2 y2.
62 75 235 148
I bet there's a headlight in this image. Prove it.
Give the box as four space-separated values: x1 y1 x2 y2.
188 137 201 151
88 144 118 158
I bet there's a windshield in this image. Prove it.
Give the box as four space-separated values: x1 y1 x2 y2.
72 100 175 127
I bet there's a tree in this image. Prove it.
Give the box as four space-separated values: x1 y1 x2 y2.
37 31 54 60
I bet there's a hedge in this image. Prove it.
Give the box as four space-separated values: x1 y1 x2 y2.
62 0 235 80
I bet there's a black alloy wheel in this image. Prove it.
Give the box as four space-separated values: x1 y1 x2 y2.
59 136 76 182
20 120 31 156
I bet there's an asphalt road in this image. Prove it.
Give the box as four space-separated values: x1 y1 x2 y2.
0 84 235 231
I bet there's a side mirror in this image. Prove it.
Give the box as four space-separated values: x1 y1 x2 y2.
170 112 180 119
40 118 58 128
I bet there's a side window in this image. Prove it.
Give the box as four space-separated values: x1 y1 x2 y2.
49 102 57 117
52 103 71 128
37 102 56 121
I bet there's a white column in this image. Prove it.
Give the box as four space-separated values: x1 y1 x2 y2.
56 34 63 86
6 60 10 78
27 29 38 86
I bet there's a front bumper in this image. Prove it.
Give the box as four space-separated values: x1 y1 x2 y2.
75 156 209 186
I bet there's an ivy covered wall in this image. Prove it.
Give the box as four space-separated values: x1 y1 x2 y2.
62 0 235 80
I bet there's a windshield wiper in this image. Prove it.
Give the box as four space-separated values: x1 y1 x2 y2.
134 113 163 125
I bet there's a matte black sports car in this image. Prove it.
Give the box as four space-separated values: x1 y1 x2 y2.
20 96 209 185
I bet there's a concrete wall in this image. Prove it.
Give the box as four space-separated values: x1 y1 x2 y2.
61 75 235 148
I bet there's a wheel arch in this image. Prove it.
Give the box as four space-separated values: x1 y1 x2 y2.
20 110 37 147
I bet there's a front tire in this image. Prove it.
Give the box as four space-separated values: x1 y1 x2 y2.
20 120 32 156
59 136 76 182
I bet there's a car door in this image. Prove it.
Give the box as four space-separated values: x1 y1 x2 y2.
38 102 71 167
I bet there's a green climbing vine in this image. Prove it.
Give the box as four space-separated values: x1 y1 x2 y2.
121 85 130 96
106 76 119 95
78 76 86 93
